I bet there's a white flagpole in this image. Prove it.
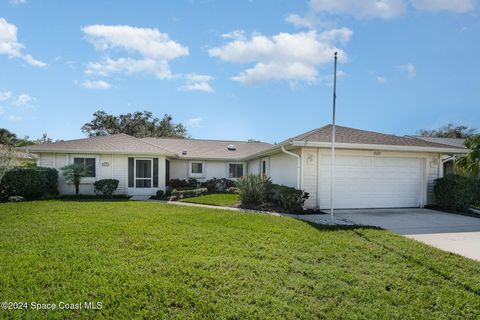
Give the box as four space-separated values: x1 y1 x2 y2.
330 52 337 224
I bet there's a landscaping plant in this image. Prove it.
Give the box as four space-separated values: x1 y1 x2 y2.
93 179 119 196
235 174 272 205
434 175 480 211
0 167 58 201
61 163 91 195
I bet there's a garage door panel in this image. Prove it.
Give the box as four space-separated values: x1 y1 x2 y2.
319 155 423 209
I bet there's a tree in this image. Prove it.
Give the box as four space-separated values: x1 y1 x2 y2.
417 124 477 138
61 164 90 195
0 128 18 146
81 110 189 139
455 135 480 177
0 145 16 185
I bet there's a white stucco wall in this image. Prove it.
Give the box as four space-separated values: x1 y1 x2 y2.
269 151 298 187
37 153 165 195
169 159 246 181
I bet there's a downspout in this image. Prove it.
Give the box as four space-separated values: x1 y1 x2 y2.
281 146 301 189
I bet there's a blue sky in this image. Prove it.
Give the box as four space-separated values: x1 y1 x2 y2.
0 0 479 143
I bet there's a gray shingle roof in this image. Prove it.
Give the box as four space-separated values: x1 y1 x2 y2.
284 125 464 149
409 136 466 148
142 137 273 160
23 134 174 155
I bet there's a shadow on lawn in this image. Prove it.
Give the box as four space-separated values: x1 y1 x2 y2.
300 219 480 296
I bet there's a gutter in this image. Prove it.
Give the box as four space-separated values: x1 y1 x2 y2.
291 141 468 154
281 146 301 189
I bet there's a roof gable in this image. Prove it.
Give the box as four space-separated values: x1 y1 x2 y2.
285 125 463 149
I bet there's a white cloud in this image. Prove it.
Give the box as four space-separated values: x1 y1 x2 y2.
82 24 188 79
411 0 475 13
209 30 349 85
221 30 246 41
187 117 203 128
309 0 406 19
0 91 12 101
285 13 316 29
82 80 111 90
376 75 387 84
13 93 34 106
179 74 214 93
8 115 22 122
9 0 26 5
397 63 416 78
0 18 46 67
319 70 347 86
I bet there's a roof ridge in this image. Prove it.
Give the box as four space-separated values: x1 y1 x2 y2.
143 137 272 144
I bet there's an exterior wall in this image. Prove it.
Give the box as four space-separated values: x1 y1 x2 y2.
37 153 166 196
301 148 318 208
269 151 298 187
426 153 441 205
169 159 246 181
298 148 442 209
247 159 260 175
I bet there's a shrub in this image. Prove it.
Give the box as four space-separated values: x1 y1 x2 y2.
8 195 24 202
235 174 272 205
271 184 309 213
156 190 165 199
201 178 236 193
168 178 198 189
434 175 480 212
0 167 58 201
225 187 239 194
171 187 208 200
93 179 119 196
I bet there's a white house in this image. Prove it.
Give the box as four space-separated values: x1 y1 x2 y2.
25 125 466 209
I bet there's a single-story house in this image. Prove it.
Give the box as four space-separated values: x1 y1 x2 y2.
24 125 466 209
408 136 467 176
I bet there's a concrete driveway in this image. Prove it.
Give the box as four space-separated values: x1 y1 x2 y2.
333 208 480 261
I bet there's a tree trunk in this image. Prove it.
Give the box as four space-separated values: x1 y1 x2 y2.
75 183 79 195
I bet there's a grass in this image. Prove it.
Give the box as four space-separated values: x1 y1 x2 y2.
0 201 479 319
180 193 240 206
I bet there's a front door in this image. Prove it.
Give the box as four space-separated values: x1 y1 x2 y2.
128 157 155 196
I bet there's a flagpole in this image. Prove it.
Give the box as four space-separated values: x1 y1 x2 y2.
330 52 337 224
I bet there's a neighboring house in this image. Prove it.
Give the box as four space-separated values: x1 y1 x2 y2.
24 125 465 209
408 136 467 175
0 144 38 166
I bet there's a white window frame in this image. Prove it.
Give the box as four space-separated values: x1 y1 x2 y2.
69 154 99 184
227 162 245 179
188 161 205 178
133 157 154 189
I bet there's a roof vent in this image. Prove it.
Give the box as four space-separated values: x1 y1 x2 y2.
227 144 237 151
181 149 188 156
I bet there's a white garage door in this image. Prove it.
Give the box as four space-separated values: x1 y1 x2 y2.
319 155 423 209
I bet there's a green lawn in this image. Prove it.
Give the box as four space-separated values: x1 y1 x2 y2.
1 201 479 319
180 193 240 206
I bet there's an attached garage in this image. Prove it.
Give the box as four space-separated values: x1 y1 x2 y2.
318 154 424 209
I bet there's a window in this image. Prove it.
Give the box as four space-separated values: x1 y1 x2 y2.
261 160 267 175
229 163 244 178
73 157 96 177
189 162 204 176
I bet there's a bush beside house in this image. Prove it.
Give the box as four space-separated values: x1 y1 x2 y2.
0 167 58 201
434 175 480 212
235 174 309 213
94 179 119 196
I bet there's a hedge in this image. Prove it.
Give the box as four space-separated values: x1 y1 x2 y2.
94 179 119 196
171 188 208 200
0 167 58 201
433 175 480 212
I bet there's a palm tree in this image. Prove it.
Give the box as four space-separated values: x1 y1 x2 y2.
61 163 90 195
455 135 480 177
